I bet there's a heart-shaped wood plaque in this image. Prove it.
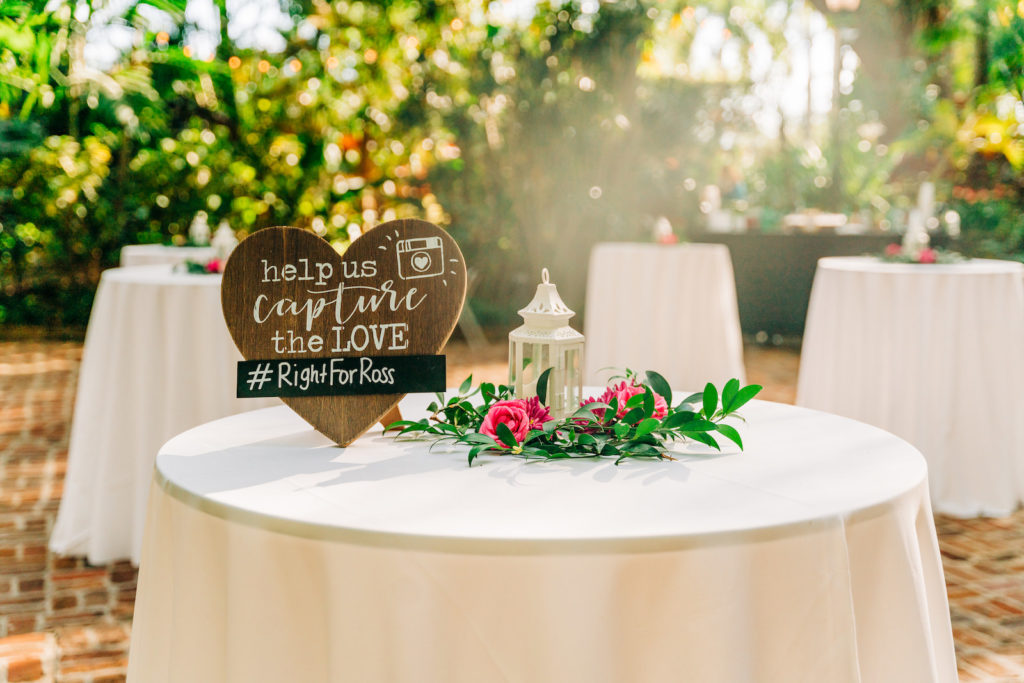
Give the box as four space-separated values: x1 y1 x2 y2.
221 219 467 446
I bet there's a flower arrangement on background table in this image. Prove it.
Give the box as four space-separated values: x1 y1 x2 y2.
877 197 965 264
173 216 239 273
878 243 965 264
177 258 225 274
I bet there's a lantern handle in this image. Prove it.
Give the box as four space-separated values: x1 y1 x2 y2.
541 268 550 284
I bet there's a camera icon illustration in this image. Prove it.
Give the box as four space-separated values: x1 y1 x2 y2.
396 236 445 280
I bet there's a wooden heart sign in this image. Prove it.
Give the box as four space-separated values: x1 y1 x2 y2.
221 219 467 446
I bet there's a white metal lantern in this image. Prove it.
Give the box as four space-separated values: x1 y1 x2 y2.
509 268 584 419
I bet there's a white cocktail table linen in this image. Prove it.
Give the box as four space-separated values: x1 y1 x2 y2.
797 256 1024 517
128 397 956 682
119 244 215 267
50 265 276 564
584 243 745 388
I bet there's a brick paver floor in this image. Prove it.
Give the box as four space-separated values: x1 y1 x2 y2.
1 339 1022 681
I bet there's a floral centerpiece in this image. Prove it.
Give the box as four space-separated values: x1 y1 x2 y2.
176 258 225 274
390 370 761 466
878 210 964 264
878 243 965 264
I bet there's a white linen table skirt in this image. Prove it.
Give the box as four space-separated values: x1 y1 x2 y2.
797 256 1024 517
119 244 216 267
584 242 745 388
128 397 956 683
49 265 276 564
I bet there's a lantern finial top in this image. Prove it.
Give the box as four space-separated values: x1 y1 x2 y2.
517 267 574 329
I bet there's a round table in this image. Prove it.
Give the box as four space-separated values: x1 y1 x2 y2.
797 256 1024 517
119 244 215 267
583 243 746 388
49 265 277 564
127 397 956 682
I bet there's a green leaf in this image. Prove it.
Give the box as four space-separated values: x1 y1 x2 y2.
624 393 645 410
468 445 486 466
458 374 473 395
620 407 645 425
660 411 699 430
536 367 552 406
684 431 721 451
634 418 659 438
495 422 518 448
642 386 655 418
462 432 497 445
542 419 559 434
702 383 718 419
480 382 496 401
577 433 598 447
387 420 421 429
645 370 672 406
398 424 426 436
715 424 743 450
574 403 607 420
726 385 763 413
612 422 630 438
524 429 547 442
722 378 739 412
676 392 703 410
605 397 619 423
678 419 716 432
434 422 460 434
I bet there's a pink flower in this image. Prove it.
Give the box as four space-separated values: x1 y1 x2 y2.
581 380 668 422
918 248 937 264
521 396 553 428
206 258 224 273
885 243 902 257
479 398 551 448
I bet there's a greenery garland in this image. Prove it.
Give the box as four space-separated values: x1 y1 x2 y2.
389 369 762 466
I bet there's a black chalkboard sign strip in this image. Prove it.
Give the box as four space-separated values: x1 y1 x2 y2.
237 355 446 398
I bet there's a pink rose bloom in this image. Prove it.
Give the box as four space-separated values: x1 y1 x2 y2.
206 258 224 273
884 243 902 257
581 380 667 422
918 248 937 264
480 398 551 448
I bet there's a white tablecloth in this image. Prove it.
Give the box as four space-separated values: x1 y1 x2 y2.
128 397 956 682
119 244 215 267
584 243 745 388
50 265 277 564
797 256 1024 517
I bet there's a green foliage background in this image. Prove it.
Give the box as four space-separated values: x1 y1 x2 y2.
1 0 1022 328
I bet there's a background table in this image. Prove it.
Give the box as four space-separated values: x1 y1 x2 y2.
797 256 1024 517
49 265 276 564
119 244 215 267
584 243 745 388
128 398 956 683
